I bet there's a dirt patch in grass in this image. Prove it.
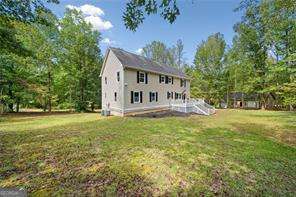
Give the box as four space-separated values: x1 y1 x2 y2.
130 110 196 118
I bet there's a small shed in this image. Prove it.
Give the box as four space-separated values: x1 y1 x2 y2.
227 92 260 109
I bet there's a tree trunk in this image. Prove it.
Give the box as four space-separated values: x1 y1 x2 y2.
260 93 267 110
48 70 52 113
226 86 229 108
16 98 20 112
8 82 13 112
242 93 245 109
234 92 236 108
43 101 47 112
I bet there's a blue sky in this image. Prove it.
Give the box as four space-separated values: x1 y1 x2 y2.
47 0 243 64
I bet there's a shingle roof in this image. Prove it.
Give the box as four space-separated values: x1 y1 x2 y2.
228 92 259 100
110 47 188 79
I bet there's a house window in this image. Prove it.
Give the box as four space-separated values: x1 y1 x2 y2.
160 75 165 83
167 77 172 84
167 91 174 99
117 71 120 82
134 92 140 103
139 72 145 83
131 91 143 103
105 77 107 84
114 92 117 101
150 92 158 102
180 79 186 87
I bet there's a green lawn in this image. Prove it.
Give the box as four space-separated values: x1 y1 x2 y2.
0 110 295 196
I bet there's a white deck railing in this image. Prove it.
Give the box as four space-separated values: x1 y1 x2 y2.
171 98 215 115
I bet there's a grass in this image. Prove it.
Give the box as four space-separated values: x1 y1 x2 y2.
0 110 295 196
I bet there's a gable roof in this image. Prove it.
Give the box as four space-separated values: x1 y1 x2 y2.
102 47 188 79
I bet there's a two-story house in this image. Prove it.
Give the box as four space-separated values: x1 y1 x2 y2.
100 47 190 116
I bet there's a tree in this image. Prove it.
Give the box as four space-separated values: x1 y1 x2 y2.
223 36 254 107
141 41 170 65
59 8 102 112
0 0 59 113
233 0 296 109
0 0 59 22
14 11 59 112
141 40 184 68
194 32 226 104
123 0 180 31
175 39 185 69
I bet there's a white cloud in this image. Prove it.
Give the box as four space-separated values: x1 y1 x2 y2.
66 4 104 16
66 4 112 31
136 48 143 54
80 4 104 16
102 38 116 45
84 15 113 31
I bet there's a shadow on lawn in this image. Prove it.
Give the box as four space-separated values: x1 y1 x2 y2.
1 111 99 117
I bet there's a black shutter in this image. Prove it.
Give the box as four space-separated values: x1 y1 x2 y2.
184 80 186 87
137 71 139 83
172 77 174 84
140 91 143 103
156 92 158 102
131 91 134 103
145 73 148 84
159 75 161 83
149 92 152 102
165 76 168 84
171 92 173 99
167 92 169 99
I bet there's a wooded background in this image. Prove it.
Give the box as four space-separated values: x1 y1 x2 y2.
0 0 295 113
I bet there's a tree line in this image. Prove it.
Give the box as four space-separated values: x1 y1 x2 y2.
1 1 102 113
140 0 295 110
1 0 295 113
190 0 295 110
